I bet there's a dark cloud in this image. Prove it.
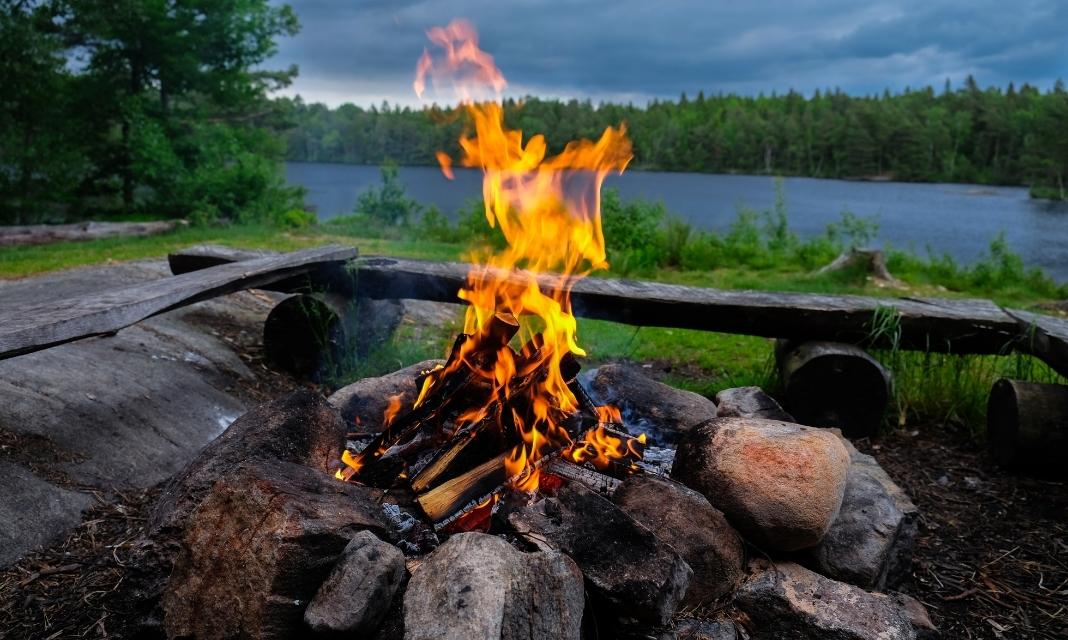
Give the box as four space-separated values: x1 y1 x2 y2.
267 0 1068 106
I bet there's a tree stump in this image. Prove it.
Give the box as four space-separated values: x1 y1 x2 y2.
987 378 1068 477
776 340 891 438
817 247 900 285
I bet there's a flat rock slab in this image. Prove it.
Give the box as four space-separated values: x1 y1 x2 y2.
581 363 717 445
0 260 282 567
0 261 276 489
0 461 93 566
508 482 692 627
735 560 916 640
404 532 584 640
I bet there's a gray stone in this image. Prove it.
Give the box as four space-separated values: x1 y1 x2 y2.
508 482 692 626
581 363 717 445
163 462 390 640
672 618 740 640
614 474 745 606
0 461 93 566
149 389 346 536
0 260 283 490
714 387 793 422
672 417 851 552
328 359 444 437
806 435 919 590
305 531 406 636
734 560 916 640
892 593 938 639
403 532 584 640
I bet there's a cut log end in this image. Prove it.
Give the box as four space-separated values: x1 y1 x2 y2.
777 340 891 438
263 293 355 381
987 378 1068 477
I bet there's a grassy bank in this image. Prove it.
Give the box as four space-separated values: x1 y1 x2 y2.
3 186 1065 434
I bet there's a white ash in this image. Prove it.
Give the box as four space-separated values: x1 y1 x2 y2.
637 446 676 476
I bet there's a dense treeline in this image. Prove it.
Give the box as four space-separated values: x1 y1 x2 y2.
284 78 1068 199
0 0 304 225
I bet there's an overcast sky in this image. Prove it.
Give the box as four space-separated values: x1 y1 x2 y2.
267 0 1068 108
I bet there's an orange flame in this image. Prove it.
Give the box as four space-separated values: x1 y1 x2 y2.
566 426 646 472
335 449 363 481
415 20 633 493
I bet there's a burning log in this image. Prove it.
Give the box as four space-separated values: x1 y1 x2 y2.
349 312 520 487
776 340 891 437
987 378 1068 477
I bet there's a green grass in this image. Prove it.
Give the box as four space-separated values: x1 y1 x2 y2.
3 220 1065 435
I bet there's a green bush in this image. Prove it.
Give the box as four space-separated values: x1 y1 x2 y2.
354 160 422 226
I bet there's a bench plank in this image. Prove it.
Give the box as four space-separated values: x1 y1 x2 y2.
0 245 357 360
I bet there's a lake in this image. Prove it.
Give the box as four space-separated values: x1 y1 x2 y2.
286 162 1068 282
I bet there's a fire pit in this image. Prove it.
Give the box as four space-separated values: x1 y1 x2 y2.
131 20 931 640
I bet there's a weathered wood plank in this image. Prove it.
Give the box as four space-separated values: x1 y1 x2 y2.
168 245 357 296
0 245 357 361
1004 309 1068 379
354 257 1021 354
0 220 180 247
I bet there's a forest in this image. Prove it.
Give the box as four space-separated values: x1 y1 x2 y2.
284 80 1068 199
0 0 304 225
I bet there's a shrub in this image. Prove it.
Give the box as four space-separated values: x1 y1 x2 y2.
354 160 422 226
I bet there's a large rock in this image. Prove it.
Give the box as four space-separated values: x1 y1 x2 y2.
672 417 850 551
806 435 919 590
714 387 794 421
0 461 93 566
403 532 584 640
508 482 692 626
149 389 345 536
304 530 406 636
328 359 444 437
162 462 390 640
0 260 274 492
734 560 916 640
582 363 717 445
613 475 745 606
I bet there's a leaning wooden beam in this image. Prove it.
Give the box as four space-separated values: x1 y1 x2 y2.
0 245 357 361
168 244 358 296
354 257 1021 354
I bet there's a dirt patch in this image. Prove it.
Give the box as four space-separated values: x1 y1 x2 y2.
861 427 1068 639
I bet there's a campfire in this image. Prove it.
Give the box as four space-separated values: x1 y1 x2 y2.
136 19 928 640
335 19 645 532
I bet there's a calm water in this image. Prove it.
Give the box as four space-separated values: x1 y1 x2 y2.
286 162 1068 282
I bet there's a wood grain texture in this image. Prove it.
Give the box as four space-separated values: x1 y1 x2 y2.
1004 309 1068 378
354 257 1021 353
0 245 357 360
